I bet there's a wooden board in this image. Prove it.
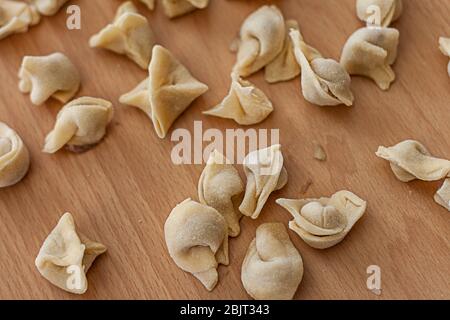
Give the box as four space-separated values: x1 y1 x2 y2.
0 0 449 300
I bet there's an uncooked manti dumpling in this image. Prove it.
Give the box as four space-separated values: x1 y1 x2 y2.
89 1 155 69
120 45 208 138
164 198 229 291
265 20 301 83
290 29 354 106
18 52 80 105
198 150 244 237
35 212 106 294
376 140 450 182
0 122 30 188
277 191 367 249
161 0 209 19
203 73 273 125
241 223 303 300
434 179 450 212
233 5 285 77
439 37 450 77
32 0 68 16
340 27 400 90
0 0 40 40
43 97 114 153
356 0 403 27
239 144 288 219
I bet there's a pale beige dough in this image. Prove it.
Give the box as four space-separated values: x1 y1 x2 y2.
32 0 68 16
434 179 450 212
241 223 303 300
35 212 106 294
356 0 403 27
203 73 273 125
340 27 399 91
233 5 285 77
0 122 30 188
89 1 155 69
290 29 354 106
376 140 450 182
0 0 40 40
162 0 209 18
277 190 367 249
18 52 80 105
198 150 244 237
120 45 208 139
43 97 114 153
264 20 301 83
239 144 288 219
164 198 229 291
439 37 450 77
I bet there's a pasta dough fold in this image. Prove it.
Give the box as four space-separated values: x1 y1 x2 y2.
164 198 229 291
35 212 106 294
277 191 367 249
162 0 209 18
439 37 450 77
340 27 399 90
120 45 208 138
43 97 114 153
19 52 80 105
265 20 301 83
233 5 285 77
290 29 354 106
0 122 30 188
241 223 303 300
434 179 450 212
203 73 273 125
32 0 68 16
376 140 450 182
89 1 155 69
0 0 40 40
239 144 288 219
356 0 402 27
198 150 244 237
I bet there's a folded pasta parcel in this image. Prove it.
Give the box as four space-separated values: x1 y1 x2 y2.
356 0 403 27
43 97 114 153
0 0 40 40
89 1 155 69
120 45 208 139
164 198 229 291
0 122 30 188
18 52 80 105
439 37 450 77
35 212 106 294
33 0 69 16
161 0 209 19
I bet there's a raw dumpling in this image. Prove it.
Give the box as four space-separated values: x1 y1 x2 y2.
233 5 285 77
376 140 450 182
434 179 450 212
356 0 403 27
239 144 288 219
241 223 303 300
198 150 244 237
32 0 68 16
35 212 106 294
203 73 273 125
89 1 155 69
340 27 400 90
265 20 301 83
120 45 208 138
18 52 80 105
276 191 367 249
164 198 229 291
138 0 155 10
439 37 450 77
162 0 209 18
290 29 354 106
0 0 40 40
0 122 30 188
43 97 114 153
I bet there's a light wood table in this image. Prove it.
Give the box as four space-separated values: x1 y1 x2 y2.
0 0 449 299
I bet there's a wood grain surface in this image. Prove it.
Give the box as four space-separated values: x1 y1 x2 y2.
0 0 449 300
